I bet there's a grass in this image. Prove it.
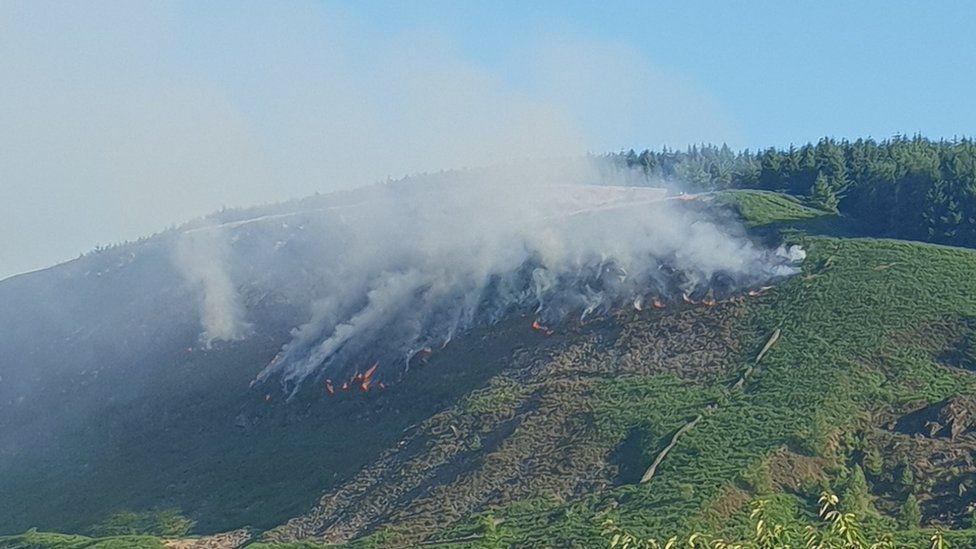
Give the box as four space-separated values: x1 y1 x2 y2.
714 189 828 227
0 530 164 549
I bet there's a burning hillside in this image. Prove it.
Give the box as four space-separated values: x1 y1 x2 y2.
170 168 804 398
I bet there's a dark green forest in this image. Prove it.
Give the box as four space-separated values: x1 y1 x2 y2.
607 136 976 248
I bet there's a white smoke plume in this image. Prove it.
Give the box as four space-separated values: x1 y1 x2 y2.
173 227 252 347
202 160 806 396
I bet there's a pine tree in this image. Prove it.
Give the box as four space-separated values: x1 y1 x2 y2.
863 451 884 476
899 461 915 490
841 465 872 516
810 172 840 212
900 493 922 529
759 149 784 190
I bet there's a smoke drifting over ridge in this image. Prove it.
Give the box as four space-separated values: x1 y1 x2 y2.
0 2 740 280
171 161 803 397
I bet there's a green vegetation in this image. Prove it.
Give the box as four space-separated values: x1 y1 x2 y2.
840 465 871 517
714 190 827 227
602 492 951 548
610 136 976 247
0 529 164 549
88 509 194 538
0 509 193 549
900 494 922 530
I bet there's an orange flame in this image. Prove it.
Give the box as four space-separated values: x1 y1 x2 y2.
341 382 349 392
363 362 379 382
531 319 554 336
702 297 717 307
652 297 665 309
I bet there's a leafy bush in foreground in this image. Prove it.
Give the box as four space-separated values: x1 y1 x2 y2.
603 492 947 549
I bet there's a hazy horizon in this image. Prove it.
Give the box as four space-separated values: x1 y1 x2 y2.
3 1 975 279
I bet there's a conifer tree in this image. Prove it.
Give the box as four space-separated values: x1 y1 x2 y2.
900 493 922 529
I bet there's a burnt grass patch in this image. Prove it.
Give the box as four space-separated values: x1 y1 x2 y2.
610 424 660 486
937 317 976 372
263 300 750 545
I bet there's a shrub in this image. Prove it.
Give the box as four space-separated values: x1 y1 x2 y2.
89 509 195 538
603 491 946 549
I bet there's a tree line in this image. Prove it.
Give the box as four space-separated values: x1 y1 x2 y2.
605 136 976 248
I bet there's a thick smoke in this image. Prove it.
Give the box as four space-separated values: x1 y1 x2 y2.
173 226 252 347
179 161 807 396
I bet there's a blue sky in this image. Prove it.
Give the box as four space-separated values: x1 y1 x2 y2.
348 0 976 148
2 1 975 278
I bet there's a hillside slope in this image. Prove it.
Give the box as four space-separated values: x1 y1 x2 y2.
257 229 976 546
0 178 687 535
4 190 976 548
261 192 976 546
